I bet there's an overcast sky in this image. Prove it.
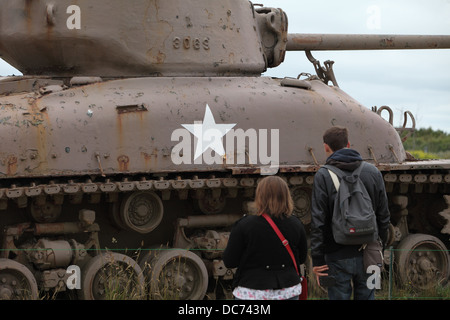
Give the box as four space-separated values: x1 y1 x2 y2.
1 0 449 133
261 0 450 133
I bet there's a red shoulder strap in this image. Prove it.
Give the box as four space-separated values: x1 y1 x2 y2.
261 213 299 275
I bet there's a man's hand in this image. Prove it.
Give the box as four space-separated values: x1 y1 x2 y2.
312 265 329 286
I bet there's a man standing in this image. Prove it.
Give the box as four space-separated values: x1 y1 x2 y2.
310 126 390 300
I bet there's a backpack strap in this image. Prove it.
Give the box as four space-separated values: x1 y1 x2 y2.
327 169 340 191
352 162 365 176
261 213 299 275
323 164 345 191
323 162 366 191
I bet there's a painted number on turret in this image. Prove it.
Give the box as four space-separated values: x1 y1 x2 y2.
173 37 210 50
66 5 81 30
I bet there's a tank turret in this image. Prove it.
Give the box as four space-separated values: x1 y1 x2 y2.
0 0 280 76
0 1 449 300
1 1 449 77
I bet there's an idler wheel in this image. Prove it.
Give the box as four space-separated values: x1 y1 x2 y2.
140 249 208 300
79 252 145 300
115 191 164 234
395 234 450 290
0 259 38 300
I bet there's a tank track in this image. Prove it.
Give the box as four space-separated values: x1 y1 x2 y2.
0 169 448 211
0 168 449 299
0 174 313 218
383 171 450 194
0 168 448 230
0 175 253 199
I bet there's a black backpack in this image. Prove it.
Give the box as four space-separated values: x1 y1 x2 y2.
323 162 378 245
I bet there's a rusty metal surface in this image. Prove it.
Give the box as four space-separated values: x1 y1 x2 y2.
0 76 405 178
0 0 449 299
4 1 448 77
0 0 267 77
377 159 450 171
287 34 450 51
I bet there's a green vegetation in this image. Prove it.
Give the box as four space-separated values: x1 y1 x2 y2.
308 270 450 300
403 128 450 159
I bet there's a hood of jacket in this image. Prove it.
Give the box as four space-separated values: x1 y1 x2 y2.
326 148 362 171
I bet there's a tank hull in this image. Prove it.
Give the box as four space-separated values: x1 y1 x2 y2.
0 76 405 179
0 76 449 299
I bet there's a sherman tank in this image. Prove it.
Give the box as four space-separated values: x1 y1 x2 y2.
0 0 450 300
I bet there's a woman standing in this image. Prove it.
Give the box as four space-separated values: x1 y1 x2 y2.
223 176 308 300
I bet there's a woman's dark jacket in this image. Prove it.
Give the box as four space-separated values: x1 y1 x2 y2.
223 214 307 290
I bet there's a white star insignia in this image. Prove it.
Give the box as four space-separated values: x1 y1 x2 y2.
182 104 236 160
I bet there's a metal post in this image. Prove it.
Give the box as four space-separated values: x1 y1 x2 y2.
388 246 394 300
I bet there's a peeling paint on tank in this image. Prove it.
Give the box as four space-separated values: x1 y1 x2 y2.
117 155 130 172
141 149 159 169
29 99 51 174
6 155 17 176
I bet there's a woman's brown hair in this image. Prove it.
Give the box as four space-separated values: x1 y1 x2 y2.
255 176 294 218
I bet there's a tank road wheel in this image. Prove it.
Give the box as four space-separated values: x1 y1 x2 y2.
141 249 208 300
395 234 450 290
0 259 38 300
290 186 312 224
117 191 164 234
79 253 145 300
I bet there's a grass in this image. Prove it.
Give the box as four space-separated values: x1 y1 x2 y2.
10 247 450 300
306 268 450 300
376 272 450 300
94 261 144 300
408 150 450 160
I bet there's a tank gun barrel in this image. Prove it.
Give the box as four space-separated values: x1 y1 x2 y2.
286 34 450 51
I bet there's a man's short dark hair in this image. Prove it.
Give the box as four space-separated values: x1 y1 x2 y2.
323 126 349 151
